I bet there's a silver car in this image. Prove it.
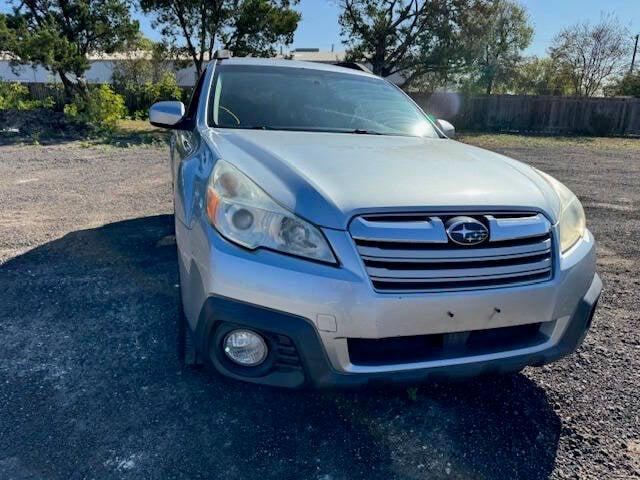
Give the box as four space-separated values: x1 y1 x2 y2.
150 54 601 388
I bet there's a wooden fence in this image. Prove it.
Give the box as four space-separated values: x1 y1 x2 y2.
26 83 66 109
410 93 640 136
13 83 640 136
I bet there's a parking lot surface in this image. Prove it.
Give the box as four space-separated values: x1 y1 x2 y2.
1 137 639 479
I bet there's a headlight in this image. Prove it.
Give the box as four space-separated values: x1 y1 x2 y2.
537 170 586 254
205 160 336 264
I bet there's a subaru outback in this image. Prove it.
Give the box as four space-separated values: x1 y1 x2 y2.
149 53 601 388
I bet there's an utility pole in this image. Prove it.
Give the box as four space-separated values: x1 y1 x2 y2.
631 34 639 74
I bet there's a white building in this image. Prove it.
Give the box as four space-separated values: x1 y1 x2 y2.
0 50 347 87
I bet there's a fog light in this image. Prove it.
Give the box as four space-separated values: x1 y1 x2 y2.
223 329 268 366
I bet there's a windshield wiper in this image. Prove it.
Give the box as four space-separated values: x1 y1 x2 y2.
222 125 276 130
251 126 383 134
224 125 385 135
350 129 382 135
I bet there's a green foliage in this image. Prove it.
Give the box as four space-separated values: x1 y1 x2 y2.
111 36 177 88
140 0 301 75
339 0 494 88
608 73 640 98
470 0 533 94
0 82 34 110
406 387 418 402
0 1 139 98
114 71 184 119
64 85 126 130
507 57 573 95
0 82 54 110
110 35 185 118
149 72 183 104
224 0 301 57
132 110 149 121
30 130 41 145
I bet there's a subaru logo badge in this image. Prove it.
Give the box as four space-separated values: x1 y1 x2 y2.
446 216 489 245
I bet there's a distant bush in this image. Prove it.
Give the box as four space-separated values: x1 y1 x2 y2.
64 85 127 131
0 82 54 110
150 72 183 104
113 71 184 119
608 73 640 98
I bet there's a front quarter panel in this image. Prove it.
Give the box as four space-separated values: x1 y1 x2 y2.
174 132 216 229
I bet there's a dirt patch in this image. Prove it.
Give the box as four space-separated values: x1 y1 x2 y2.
0 138 639 479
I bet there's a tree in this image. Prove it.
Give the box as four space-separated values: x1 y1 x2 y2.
549 15 630 97
508 57 573 95
338 0 492 87
472 0 532 94
0 0 139 98
109 35 185 119
139 0 301 76
607 73 640 97
111 36 177 87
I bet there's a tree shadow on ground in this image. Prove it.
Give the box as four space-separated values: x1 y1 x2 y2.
0 127 168 148
0 110 168 148
0 215 561 480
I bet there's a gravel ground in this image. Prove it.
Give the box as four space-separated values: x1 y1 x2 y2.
0 137 638 479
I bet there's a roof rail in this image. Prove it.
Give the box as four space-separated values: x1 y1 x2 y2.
334 62 373 74
213 49 232 60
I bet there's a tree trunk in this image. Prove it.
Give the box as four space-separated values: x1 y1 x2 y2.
371 57 385 76
485 75 493 95
57 71 88 100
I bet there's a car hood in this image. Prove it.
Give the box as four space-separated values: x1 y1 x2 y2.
203 129 561 230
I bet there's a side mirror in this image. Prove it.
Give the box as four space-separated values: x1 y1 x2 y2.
149 101 186 129
437 119 455 138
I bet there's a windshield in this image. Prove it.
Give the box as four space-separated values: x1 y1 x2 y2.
208 65 439 138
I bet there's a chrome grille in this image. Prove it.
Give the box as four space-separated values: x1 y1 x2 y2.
350 212 554 292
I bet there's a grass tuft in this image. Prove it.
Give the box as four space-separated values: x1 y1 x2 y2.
459 133 640 151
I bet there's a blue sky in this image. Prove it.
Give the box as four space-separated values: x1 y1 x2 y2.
2 0 638 58
134 0 640 57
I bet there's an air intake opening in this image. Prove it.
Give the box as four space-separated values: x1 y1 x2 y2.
347 322 547 366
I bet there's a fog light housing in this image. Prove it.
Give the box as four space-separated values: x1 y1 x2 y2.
223 329 268 366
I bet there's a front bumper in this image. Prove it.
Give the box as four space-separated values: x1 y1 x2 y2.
180 220 601 388
195 273 601 388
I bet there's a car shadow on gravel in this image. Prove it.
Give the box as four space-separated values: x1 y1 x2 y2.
0 215 561 480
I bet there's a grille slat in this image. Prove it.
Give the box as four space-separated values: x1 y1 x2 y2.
370 268 551 283
350 212 554 293
357 237 551 260
361 248 551 264
366 259 552 280
371 271 551 292
365 257 552 279
350 216 448 243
